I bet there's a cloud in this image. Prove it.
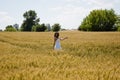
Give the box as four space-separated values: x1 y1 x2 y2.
0 12 14 23
50 5 87 29
0 12 14 30
86 0 113 8
50 4 92 29
65 0 80 2
65 0 118 9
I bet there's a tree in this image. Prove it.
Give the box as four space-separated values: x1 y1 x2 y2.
36 23 47 32
32 24 47 32
115 15 120 31
52 23 61 32
32 25 37 31
78 9 117 31
40 24 47 31
5 25 16 32
118 27 120 31
21 10 40 31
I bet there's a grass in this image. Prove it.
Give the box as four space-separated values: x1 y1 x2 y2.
0 31 120 80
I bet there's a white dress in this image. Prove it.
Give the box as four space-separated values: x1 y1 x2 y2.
54 39 61 50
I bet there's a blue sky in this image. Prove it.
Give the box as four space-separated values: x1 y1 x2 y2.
0 0 120 30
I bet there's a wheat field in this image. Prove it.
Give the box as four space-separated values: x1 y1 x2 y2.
0 31 120 80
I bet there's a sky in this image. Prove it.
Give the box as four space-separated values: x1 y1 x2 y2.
0 0 120 30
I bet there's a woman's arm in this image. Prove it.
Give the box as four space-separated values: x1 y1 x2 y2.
60 37 68 40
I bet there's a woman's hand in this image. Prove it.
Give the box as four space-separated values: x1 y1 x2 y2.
61 37 68 40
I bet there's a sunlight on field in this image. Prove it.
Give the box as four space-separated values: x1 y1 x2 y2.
0 31 120 80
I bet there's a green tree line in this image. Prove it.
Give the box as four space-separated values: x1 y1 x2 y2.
5 10 61 32
4 9 120 32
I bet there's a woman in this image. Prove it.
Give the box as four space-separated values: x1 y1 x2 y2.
53 32 67 50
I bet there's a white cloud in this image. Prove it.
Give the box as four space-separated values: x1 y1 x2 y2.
65 0 80 2
0 12 14 30
83 0 118 8
50 5 90 29
66 0 117 9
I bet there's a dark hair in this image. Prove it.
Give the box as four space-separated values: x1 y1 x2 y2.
54 32 59 38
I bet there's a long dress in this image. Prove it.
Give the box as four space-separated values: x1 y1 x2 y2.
54 38 61 50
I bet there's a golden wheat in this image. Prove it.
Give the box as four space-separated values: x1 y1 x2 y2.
0 31 120 80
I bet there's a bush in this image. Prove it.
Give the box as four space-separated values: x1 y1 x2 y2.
118 27 120 31
52 23 61 32
5 28 16 32
32 24 47 32
5 25 17 32
78 9 117 31
32 25 36 31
